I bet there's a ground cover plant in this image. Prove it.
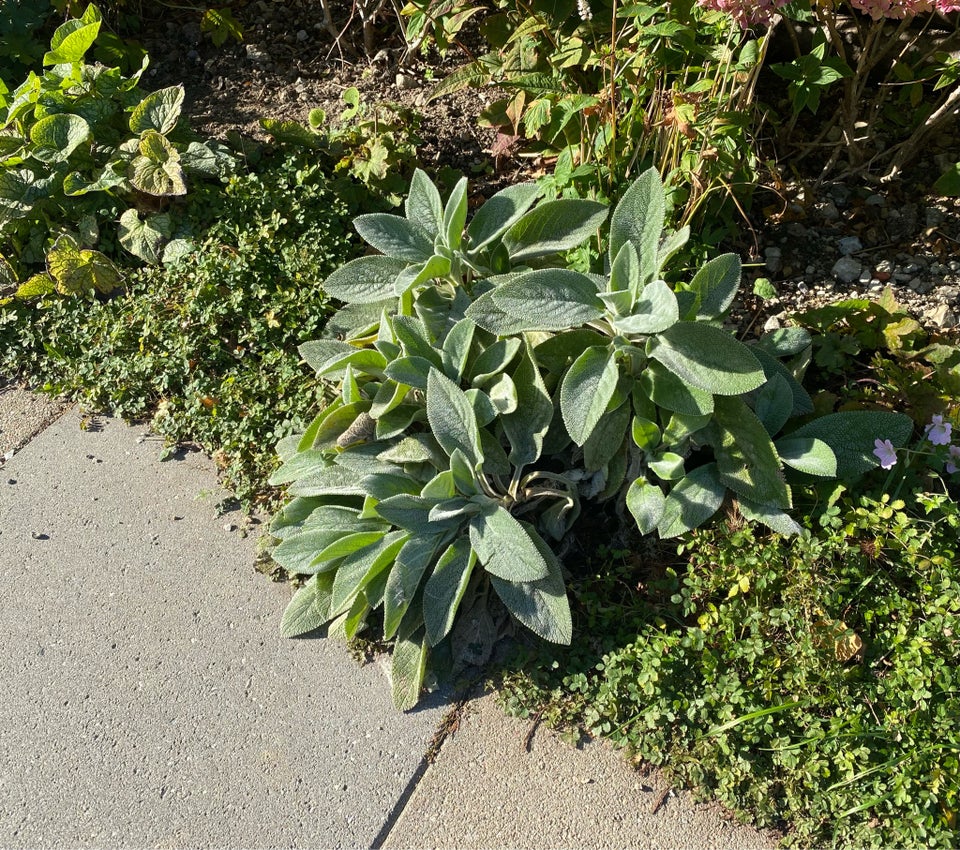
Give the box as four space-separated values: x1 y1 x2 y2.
267 166 912 710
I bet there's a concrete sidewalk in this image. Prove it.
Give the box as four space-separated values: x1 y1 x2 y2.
0 392 774 849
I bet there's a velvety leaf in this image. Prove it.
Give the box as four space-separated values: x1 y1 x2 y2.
470 338 522 386
489 523 571 644
626 477 666 535
774 437 837 477
756 326 812 357
466 182 541 250
427 369 483 466
751 347 812 417
354 213 433 262
405 168 444 237
612 280 679 335
288 462 367 497
383 535 441 639
322 255 408 304
560 345 618 445
610 241 641 299
737 497 802 535
658 463 727 538
443 176 468 250
502 343 553 469
640 360 713 416
648 322 765 395
441 318 475 380
753 372 795 436
391 627 429 711
688 253 741 319
331 531 407 615
583 401 630 471
469 505 549 581
608 167 664 282
491 269 603 331
281 573 334 637
710 396 790 509
785 411 913 479
268 448 329 486
423 538 476 646
393 315 443 368
503 198 608 262
464 290 533 335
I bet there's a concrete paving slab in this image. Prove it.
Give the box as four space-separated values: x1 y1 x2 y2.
0 383 66 460
383 694 775 850
0 412 444 848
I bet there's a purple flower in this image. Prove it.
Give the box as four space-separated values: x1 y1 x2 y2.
947 445 960 475
925 415 953 447
873 438 898 469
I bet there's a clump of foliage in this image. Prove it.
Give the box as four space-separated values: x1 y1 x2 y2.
260 87 422 207
269 166 910 710
499 464 960 847
790 287 960 426
0 3 233 280
426 0 763 229
0 148 363 505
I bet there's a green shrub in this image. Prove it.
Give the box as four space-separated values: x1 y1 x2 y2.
0 149 363 506
0 3 233 278
268 166 910 710
499 479 960 847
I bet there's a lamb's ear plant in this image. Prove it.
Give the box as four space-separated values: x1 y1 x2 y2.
270 166 912 710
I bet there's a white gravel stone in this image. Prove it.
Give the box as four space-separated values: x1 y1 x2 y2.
832 256 862 284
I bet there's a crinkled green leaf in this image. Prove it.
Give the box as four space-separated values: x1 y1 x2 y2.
354 213 433 262
427 368 483 466
281 573 335 637
612 279 679 335
405 168 444 238
28 113 90 163
391 627 429 711
609 167 663 282
466 182 541 251
626 477 666 535
129 85 184 135
503 198 608 262
688 253 741 319
491 269 603 331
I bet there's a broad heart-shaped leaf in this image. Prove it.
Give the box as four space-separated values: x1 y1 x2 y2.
392 627 429 711
28 113 90 163
44 18 100 65
281 573 334 637
502 198 608 263
128 133 186 196
688 253 742 319
405 168 444 238
46 238 121 295
353 213 434 262
0 253 16 289
423 538 476 647
469 505 549 581
322 255 408 304
657 463 727 539
502 343 553 469
626 476 666 535
489 523 571 645
609 167 664 283
129 85 185 135
774 436 837 477
426 369 483 466
612 280 679 335
560 345 619 446
785 410 913 479
118 209 171 265
63 160 127 196
710 396 791 509
15 273 56 298
648 322 765 395
491 269 603 332
466 182 541 251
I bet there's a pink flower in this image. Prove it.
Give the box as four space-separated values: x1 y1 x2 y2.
946 445 960 475
873 438 898 469
936 0 960 11
925 414 953 447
